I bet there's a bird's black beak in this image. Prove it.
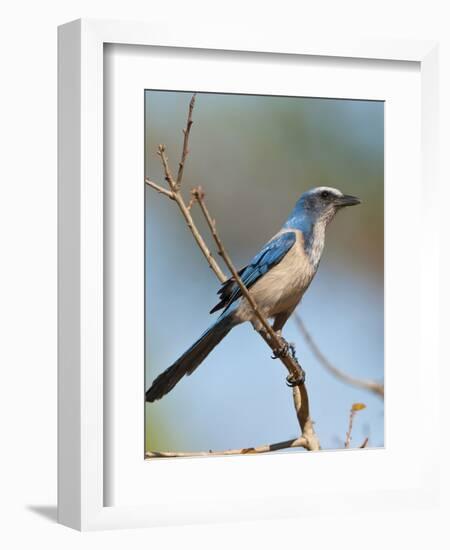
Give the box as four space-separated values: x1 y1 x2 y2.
336 194 361 207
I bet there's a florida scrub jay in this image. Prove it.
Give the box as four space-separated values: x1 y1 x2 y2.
146 186 360 402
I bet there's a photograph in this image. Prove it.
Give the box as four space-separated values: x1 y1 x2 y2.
144 90 384 457
1 1 441 541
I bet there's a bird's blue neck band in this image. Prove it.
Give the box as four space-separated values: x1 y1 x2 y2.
283 199 316 256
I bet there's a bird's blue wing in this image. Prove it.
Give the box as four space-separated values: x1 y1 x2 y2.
210 231 297 314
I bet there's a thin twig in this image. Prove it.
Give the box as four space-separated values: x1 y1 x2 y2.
345 403 366 449
345 411 355 448
360 437 369 449
294 314 384 399
157 144 176 187
292 382 320 450
152 145 227 282
146 437 308 458
144 178 174 200
176 93 196 188
186 189 197 211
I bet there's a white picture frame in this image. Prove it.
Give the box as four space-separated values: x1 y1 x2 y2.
58 18 439 531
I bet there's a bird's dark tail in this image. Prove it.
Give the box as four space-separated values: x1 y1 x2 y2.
145 315 235 402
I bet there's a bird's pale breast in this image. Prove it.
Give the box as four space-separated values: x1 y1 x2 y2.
235 230 315 323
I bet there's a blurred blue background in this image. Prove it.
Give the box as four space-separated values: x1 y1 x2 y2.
145 91 384 453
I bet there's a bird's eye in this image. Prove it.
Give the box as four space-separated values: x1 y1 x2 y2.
321 191 330 199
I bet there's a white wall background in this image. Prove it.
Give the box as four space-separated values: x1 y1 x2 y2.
0 0 448 547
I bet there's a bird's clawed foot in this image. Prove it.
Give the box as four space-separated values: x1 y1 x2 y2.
271 337 306 386
284 342 306 385
271 336 291 359
286 369 306 387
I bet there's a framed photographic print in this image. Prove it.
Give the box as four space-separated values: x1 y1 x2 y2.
58 19 440 530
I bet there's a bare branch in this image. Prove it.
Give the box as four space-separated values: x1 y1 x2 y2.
345 403 366 449
176 93 196 189
345 413 354 449
146 437 308 458
144 178 174 200
157 144 176 189
147 148 224 279
146 166 227 282
186 190 197 211
292 383 320 450
360 437 369 449
294 314 384 399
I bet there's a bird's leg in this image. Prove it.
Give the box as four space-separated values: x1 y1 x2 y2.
252 318 290 358
284 343 306 386
272 312 290 333
271 334 305 385
251 318 270 338
253 314 306 385
271 312 296 359
271 313 306 385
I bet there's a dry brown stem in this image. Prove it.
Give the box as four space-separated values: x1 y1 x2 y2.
145 437 309 458
176 93 196 188
147 145 226 283
345 403 366 449
294 314 384 399
360 437 369 449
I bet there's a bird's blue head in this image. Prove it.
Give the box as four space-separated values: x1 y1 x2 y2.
283 186 361 231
